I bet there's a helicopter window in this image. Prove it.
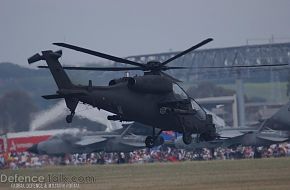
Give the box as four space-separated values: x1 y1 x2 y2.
173 84 188 99
190 99 206 120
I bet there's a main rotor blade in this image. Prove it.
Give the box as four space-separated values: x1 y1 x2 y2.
162 66 192 70
161 38 213 66
194 63 289 69
53 42 145 68
38 65 142 71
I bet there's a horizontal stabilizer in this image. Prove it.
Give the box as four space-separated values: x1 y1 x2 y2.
42 91 87 100
28 53 44 64
42 94 64 99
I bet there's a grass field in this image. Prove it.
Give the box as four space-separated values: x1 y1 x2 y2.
1 157 290 190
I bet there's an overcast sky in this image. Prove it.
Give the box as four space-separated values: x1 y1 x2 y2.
1 0 290 66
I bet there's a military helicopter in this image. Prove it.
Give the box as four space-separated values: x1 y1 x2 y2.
28 38 217 148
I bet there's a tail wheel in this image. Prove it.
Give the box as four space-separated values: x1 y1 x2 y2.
66 113 74 123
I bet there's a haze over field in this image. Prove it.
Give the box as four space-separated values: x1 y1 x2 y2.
1 0 290 66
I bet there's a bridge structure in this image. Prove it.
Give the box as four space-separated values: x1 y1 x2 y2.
125 42 290 127
126 42 290 82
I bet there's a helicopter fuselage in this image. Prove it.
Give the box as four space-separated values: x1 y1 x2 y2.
67 75 214 136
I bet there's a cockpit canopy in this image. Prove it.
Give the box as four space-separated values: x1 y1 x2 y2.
173 83 206 120
173 84 188 99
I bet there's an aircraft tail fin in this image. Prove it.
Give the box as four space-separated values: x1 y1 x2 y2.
28 50 79 123
28 50 73 89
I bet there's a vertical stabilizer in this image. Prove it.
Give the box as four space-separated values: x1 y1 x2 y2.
28 50 73 89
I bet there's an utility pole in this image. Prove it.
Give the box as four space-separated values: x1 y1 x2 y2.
236 74 246 127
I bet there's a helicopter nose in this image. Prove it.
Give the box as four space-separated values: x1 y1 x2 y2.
27 144 39 154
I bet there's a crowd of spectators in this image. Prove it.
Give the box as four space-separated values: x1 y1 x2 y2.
1 143 290 169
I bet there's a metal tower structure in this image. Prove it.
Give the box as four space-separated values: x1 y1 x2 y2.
126 42 290 81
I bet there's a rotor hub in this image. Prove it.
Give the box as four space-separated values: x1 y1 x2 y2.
146 61 163 70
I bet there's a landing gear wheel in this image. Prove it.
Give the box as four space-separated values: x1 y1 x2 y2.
145 136 155 148
66 114 73 123
182 134 192 145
